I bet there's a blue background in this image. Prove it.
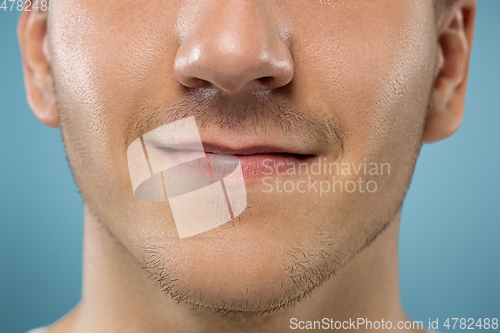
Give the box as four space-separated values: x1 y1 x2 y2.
1 2 499 332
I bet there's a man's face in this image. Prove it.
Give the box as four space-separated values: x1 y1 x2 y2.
47 0 438 312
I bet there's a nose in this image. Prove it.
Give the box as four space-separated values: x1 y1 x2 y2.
174 1 294 94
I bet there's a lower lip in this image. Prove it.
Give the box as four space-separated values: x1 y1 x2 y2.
152 148 315 181
217 153 315 180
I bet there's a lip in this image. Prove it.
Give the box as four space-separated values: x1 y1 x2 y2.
155 145 316 180
139 119 321 181
146 140 319 156
200 142 317 180
200 142 316 156
215 152 316 180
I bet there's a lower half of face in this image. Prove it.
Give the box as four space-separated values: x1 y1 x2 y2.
50 0 437 313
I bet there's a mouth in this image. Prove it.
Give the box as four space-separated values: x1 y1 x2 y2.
135 117 322 182
127 116 330 239
155 144 317 180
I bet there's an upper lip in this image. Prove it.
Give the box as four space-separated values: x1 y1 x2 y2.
153 141 317 157
139 119 330 157
144 130 320 156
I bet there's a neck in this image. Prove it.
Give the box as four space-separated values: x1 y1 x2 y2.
57 204 411 333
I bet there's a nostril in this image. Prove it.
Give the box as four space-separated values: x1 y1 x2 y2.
257 76 274 86
187 77 212 89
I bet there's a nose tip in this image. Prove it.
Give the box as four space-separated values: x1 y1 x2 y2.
173 4 294 94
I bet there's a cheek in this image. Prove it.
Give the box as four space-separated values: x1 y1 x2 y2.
48 0 182 179
288 1 438 225
291 1 437 158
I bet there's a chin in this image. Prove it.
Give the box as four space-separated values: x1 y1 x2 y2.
137 208 338 314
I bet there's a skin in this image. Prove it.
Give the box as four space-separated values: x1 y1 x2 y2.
18 0 476 332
